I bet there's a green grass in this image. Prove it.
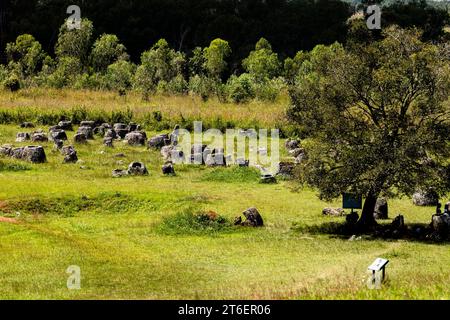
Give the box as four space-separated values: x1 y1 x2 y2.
0 123 449 300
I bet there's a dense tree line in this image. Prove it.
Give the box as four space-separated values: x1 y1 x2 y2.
0 0 448 104
1 1 448 66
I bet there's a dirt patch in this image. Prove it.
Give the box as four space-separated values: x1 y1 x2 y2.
0 217 18 224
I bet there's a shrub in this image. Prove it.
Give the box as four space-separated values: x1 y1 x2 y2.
3 75 21 92
105 60 135 92
226 73 255 103
46 56 83 88
188 74 216 101
158 208 232 235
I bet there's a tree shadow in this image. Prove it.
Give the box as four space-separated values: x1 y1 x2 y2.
292 220 450 244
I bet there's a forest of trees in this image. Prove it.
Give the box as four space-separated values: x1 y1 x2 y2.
0 0 448 104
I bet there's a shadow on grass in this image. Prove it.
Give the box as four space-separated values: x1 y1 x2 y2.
292 221 450 244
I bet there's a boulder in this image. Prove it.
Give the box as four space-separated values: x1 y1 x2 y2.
127 122 140 132
80 121 96 128
277 162 295 178
431 214 450 239
413 189 439 206
77 126 93 139
285 139 300 151
323 207 345 217
115 128 129 139
22 146 46 163
148 134 170 149
103 137 114 147
260 174 277 184
0 145 13 157
11 147 24 159
31 132 48 142
236 158 249 167
374 198 389 219
289 148 304 158
113 123 127 131
20 122 35 128
15 132 30 142
161 145 175 161
112 169 128 178
49 129 67 141
240 207 264 227
104 129 117 140
124 131 147 146
127 162 148 176
53 139 64 150
61 146 78 163
391 215 405 230
162 162 175 175
58 121 73 131
73 133 87 144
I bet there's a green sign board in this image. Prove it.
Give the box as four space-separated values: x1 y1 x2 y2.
342 193 363 209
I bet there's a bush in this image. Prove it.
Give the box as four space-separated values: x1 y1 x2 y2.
188 74 216 101
3 75 21 92
46 56 83 88
254 78 285 102
226 73 255 103
158 208 232 235
105 60 135 92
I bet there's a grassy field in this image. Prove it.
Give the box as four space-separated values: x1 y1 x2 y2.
0 91 449 300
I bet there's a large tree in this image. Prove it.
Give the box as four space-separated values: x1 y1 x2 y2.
288 26 450 228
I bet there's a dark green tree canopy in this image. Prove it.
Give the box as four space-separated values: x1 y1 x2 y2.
288 26 450 226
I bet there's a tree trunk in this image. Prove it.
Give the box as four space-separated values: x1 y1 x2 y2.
357 191 378 229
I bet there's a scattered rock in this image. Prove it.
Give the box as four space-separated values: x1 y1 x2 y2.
31 132 48 142
112 169 128 178
289 148 304 157
277 162 295 178
374 198 389 220
73 133 87 144
11 147 24 159
103 137 114 147
413 189 439 206
127 162 148 176
236 158 249 167
104 129 117 140
127 122 140 132
125 131 147 146
0 145 12 156
161 145 175 161
260 174 277 184
162 162 175 175
148 134 170 149
15 132 30 142
391 215 405 230
114 153 126 158
431 214 450 239
80 121 96 128
237 207 264 227
49 129 68 141
58 121 73 131
323 207 345 217
285 139 300 151
61 146 78 163
77 126 94 140
21 146 46 163
53 139 64 150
